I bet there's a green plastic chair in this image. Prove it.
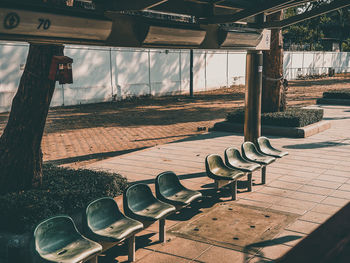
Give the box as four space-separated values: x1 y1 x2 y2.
241 142 276 184
123 184 176 243
155 171 202 209
83 197 144 262
33 215 102 263
257 136 289 158
205 154 245 200
224 147 261 192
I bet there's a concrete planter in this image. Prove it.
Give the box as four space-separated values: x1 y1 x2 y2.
317 98 350 106
213 120 331 138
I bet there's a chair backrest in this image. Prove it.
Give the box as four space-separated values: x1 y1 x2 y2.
124 184 157 213
85 197 123 232
257 136 274 152
241 141 260 159
205 154 225 175
224 147 243 166
156 171 184 198
34 215 80 255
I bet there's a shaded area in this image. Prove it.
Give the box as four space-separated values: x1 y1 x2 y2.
288 77 350 87
243 236 302 263
285 139 350 149
45 147 147 166
276 202 350 263
0 91 245 134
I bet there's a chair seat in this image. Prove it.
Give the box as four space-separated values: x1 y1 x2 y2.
259 147 288 158
92 217 143 243
248 155 275 165
211 167 245 181
224 147 261 173
257 136 289 158
133 200 176 222
233 162 261 172
40 237 102 263
163 189 202 206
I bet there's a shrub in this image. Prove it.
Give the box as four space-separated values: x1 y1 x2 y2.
322 89 350 100
0 164 127 233
226 108 323 127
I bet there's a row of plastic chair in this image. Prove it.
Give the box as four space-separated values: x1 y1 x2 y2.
33 172 202 263
205 137 288 200
32 137 286 263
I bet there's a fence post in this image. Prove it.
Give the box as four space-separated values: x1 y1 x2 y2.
190 49 193 97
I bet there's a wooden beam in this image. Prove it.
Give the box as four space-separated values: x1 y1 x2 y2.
201 0 317 24
244 51 263 144
151 0 208 17
93 0 169 11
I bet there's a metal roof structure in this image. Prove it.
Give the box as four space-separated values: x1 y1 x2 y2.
1 0 349 49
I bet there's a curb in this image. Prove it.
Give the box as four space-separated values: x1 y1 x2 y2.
212 120 331 138
317 98 350 106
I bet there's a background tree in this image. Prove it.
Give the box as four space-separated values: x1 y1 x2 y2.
0 44 64 194
262 11 286 113
283 2 350 51
263 1 350 113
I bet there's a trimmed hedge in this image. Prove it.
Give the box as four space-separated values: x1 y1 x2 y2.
322 89 350 100
0 164 127 233
226 108 324 127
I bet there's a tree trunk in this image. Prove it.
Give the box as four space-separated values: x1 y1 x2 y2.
262 11 286 113
0 44 64 194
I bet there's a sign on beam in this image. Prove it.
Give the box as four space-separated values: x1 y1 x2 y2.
256 29 271 51
0 8 112 43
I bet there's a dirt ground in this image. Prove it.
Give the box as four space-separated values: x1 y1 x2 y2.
0 76 349 169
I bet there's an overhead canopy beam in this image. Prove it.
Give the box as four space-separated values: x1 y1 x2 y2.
93 0 169 11
151 0 208 17
201 0 316 24
260 0 350 29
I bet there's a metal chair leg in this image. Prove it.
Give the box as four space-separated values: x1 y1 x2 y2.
262 166 266 184
128 235 136 262
87 255 98 263
247 172 253 192
159 219 166 243
231 180 238 200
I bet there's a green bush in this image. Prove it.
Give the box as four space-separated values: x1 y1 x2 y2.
322 89 350 100
0 164 127 233
226 108 324 127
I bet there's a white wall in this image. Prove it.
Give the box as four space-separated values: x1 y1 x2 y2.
0 42 247 112
1 41 349 113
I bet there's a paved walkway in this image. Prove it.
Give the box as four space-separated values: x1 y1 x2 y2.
85 105 350 263
1 77 348 169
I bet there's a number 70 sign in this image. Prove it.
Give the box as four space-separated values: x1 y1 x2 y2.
0 8 112 42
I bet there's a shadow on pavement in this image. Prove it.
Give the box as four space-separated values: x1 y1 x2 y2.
243 235 303 263
284 140 350 149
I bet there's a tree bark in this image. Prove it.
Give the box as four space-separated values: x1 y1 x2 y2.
0 44 64 194
262 11 286 113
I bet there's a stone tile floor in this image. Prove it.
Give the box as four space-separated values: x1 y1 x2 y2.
86 105 350 262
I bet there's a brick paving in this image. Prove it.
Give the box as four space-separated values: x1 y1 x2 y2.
86 104 350 262
0 78 349 262
0 77 349 169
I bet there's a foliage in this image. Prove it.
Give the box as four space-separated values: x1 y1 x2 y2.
226 108 324 127
342 38 350 51
283 2 350 51
323 89 350 99
0 164 127 233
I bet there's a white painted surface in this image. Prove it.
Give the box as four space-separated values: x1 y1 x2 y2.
0 41 349 113
284 51 350 79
